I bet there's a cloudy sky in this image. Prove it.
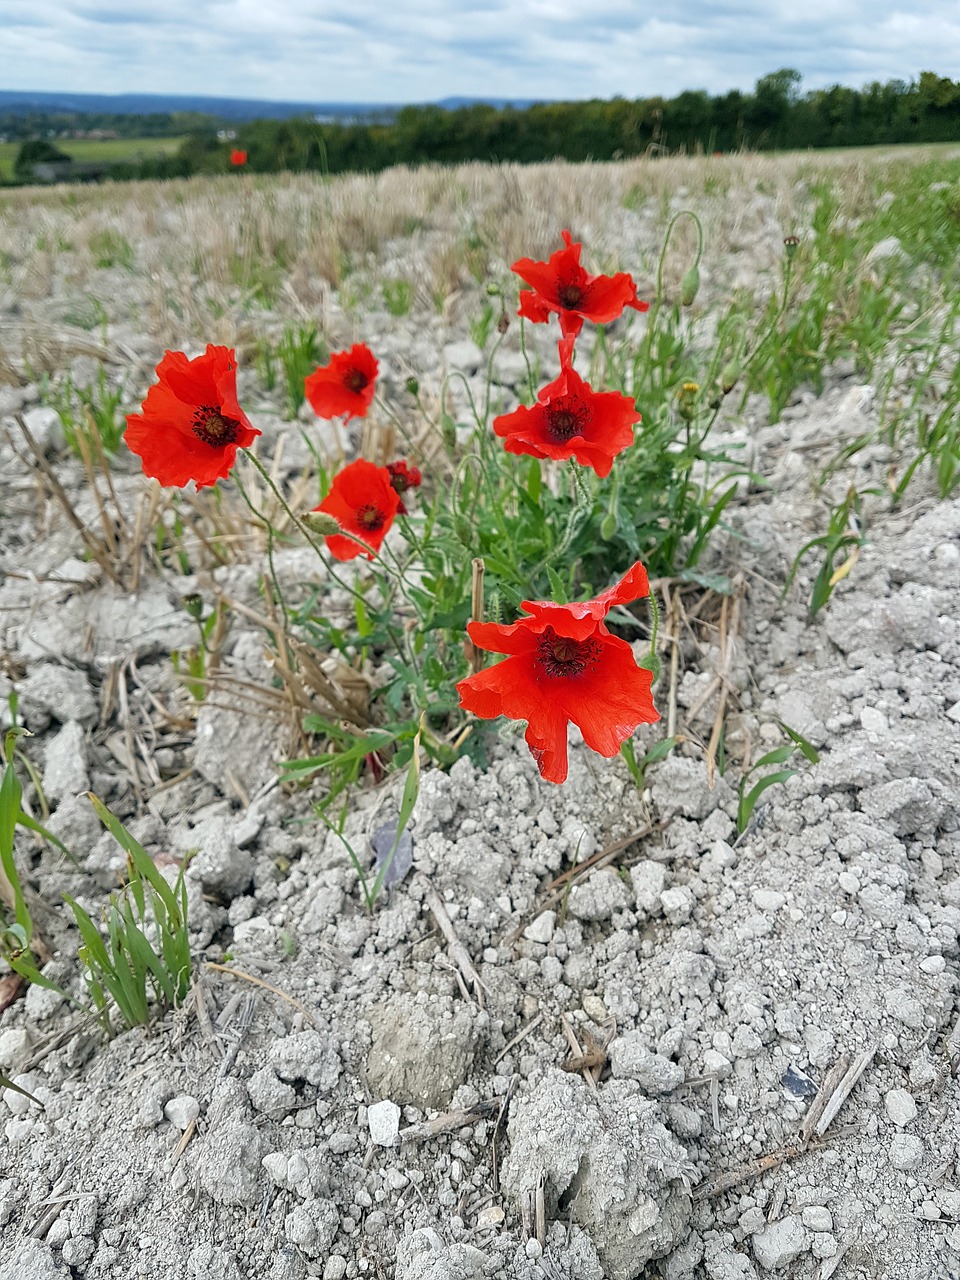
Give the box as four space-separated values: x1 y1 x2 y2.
2 0 958 105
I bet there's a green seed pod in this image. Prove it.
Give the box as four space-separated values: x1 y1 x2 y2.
720 361 741 394
405 376 420 398
300 511 341 536
680 264 700 307
182 593 203 620
783 234 800 257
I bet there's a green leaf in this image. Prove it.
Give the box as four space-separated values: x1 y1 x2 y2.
752 744 798 770
545 565 567 603
776 720 821 764
738 769 798 832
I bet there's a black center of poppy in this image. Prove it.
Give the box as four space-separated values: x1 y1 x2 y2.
545 399 588 443
356 504 385 531
192 405 241 448
344 368 368 394
536 627 602 679
558 282 583 309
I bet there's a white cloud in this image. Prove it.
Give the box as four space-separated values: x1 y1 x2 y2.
1 0 958 103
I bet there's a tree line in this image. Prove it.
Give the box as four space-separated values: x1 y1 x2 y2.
9 70 960 186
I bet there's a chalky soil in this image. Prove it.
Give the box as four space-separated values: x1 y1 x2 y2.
1 199 959 1280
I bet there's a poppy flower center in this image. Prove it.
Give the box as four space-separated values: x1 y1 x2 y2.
557 281 584 309
536 627 602 679
192 405 242 448
356 504 385 531
545 398 588 443
344 368 369 394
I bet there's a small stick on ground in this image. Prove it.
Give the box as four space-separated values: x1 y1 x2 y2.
489 1074 518 1194
494 1013 544 1065
692 1125 858 1201
798 1051 855 1149
814 1044 877 1138
418 875 486 1009
561 1013 599 1091
204 961 318 1029
168 1116 198 1171
400 1095 504 1142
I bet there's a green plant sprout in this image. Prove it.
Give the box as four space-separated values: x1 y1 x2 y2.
63 795 191 1032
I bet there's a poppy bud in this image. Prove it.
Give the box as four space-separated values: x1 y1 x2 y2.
720 361 741 394
300 511 342 536
783 235 800 257
600 511 617 541
182 593 203 620
680 264 700 307
405 376 420 398
497 311 510 335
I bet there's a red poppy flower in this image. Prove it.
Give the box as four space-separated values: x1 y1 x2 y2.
456 562 659 784
305 344 378 422
512 229 649 338
313 458 400 561
124 345 259 490
230 149 248 166
386 459 422 513
493 341 640 477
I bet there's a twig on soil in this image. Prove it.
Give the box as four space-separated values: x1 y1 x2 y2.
203 961 318 1029
417 875 487 1009
813 1043 877 1139
399 1094 505 1142
506 821 664 943
665 585 682 741
704 576 744 787
691 1125 859 1201
13 413 126 587
168 1116 198 1171
494 1013 544 1065
489 1074 518 1195
798 1052 852 1147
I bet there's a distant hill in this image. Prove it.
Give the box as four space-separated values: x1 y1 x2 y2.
0 89 542 122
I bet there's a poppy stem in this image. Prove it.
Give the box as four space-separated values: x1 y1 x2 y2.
232 470 291 633
239 448 368 609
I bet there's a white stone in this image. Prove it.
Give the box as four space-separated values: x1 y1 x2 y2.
752 1215 809 1270
21 405 65 453
523 911 556 945
660 885 694 924
0 1029 31 1071
801 1206 832 1232
889 1133 924 1171
947 701 960 724
164 1095 200 1130
859 707 887 735
884 1087 917 1127
631 860 666 916
751 889 786 913
367 1099 401 1147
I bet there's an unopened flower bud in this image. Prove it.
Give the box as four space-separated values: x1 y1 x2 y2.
497 311 510 335
680 264 700 307
405 376 420 397
720 361 741 394
486 282 502 297
182 593 203 620
300 511 341 536
783 235 800 257
677 381 700 422
600 511 617 541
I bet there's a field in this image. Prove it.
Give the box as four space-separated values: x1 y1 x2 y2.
0 134 184 181
0 146 959 1280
